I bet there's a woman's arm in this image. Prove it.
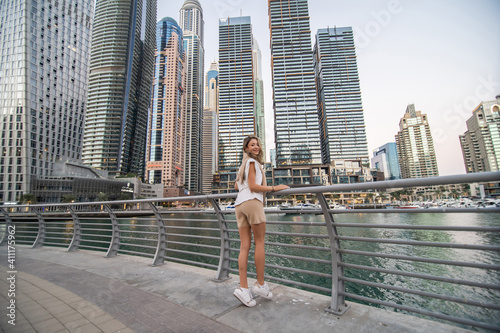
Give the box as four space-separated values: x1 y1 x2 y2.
248 162 289 193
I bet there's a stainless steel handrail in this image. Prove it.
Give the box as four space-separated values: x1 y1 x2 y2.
1 171 499 331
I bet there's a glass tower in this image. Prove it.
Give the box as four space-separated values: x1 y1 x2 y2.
371 143 401 180
314 26 369 165
269 0 321 166
202 62 219 194
0 0 93 202
253 37 266 161
82 0 156 177
145 17 185 191
218 16 255 172
396 104 439 179
180 0 204 193
460 95 500 173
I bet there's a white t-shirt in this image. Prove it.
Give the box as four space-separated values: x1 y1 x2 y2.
234 158 264 206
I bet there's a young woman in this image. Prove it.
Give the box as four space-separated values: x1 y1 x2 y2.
232 136 289 307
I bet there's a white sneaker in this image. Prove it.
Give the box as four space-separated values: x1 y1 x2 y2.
233 287 256 307
252 282 273 299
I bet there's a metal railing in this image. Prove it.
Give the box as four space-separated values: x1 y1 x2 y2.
1 171 499 331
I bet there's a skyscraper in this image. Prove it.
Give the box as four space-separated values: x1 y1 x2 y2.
82 0 156 177
269 0 321 166
179 0 204 193
202 62 219 194
460 95 500 173
253 38 266 161
0 0 93 202
314 26 369 165
371 143 401 180
145 17 185 194
218 16 255 173
396 104 439 179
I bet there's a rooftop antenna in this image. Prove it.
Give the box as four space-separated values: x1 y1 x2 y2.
240 9 242 16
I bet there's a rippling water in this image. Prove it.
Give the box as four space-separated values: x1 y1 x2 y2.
264 212 500 331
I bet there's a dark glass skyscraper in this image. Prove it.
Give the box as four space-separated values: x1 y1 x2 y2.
314 26 369 165
269 0 322 166
0 0 93 202
218 16 255 172
82 0 156 177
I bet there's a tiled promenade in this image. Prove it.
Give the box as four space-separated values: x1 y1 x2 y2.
0 247 473 333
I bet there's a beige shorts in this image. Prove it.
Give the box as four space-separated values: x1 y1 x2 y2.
235 199 266 228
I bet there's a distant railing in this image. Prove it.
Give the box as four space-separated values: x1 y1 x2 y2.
1 172 499 331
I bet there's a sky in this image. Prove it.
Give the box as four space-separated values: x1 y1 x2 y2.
158 0 500 176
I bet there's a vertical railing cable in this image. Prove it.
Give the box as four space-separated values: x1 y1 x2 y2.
211 198 231 281
0 207 13 246
103 204 120 257
31 207 46 248
150 202 167 266
316 193 350 315
67 206 81 251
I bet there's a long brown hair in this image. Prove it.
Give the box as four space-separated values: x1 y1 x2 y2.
236 136 265 184
242 136 263 164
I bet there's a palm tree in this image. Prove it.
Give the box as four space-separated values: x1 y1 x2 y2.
61 194 76 203
19 193 37 204
97 192 109 202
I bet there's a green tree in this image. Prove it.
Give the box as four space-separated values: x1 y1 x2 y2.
61 194 76 203
97 192 109 202
19 193 37 204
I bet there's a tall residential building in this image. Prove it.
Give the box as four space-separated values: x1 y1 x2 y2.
179 0 204 193
202 62 219 194
82 0 157 177
218 16 255 173
253 37 266 160
314 26 369 165
371 143 401 180
145 18 185 195
459 95 500 173
396 104 439 179
0 0 93 202
269 0 322 166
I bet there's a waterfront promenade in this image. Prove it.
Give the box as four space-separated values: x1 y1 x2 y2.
0 246 474 333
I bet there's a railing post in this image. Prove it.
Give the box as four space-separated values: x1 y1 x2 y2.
316 193 351 315
149 202 167 266
67 206 81 251
103 204 120 257
210 198 231 281
32 207 46 248
0 207 13 246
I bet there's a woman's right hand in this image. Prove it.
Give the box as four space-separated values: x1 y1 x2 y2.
274 185 290 191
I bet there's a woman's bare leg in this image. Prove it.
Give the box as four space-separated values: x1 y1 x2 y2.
238 226 252 288
251 222 266 285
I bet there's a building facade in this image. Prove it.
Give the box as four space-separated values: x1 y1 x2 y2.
218 16 255 173
144 17 185 196
180 0 204 193
396 104 439 179
371 143 401 180
0 0 93 202
459 95 500 173
269 0 322 166
314 26 369 165
253 37 266 160
82 0 156 177
202 62 219 194
30 162 134 203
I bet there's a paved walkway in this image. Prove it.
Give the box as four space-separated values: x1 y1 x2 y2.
0 247 473 333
